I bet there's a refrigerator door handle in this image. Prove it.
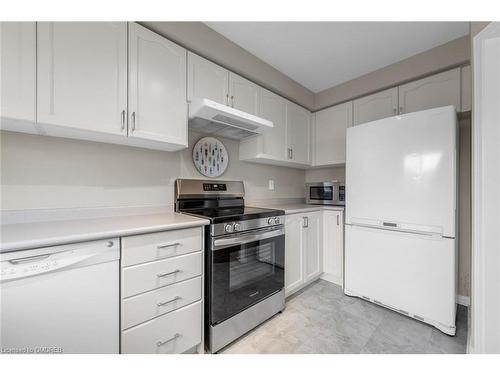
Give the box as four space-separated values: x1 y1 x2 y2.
349 223 443 238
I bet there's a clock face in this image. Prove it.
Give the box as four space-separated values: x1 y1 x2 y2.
192 137 229 178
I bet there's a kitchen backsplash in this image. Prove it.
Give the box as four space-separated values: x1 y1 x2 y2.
0 130 306 210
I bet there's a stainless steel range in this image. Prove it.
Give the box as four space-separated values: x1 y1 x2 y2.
175 179 285 353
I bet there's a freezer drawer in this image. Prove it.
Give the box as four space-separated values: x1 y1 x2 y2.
344 225 456 333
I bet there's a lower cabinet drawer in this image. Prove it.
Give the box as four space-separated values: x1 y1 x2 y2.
121 301 202 354
122 276 202 330
122 252 202 298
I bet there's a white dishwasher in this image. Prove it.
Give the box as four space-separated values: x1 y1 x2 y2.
0 238 120 354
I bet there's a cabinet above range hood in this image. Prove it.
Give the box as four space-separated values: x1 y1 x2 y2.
188 98 273 140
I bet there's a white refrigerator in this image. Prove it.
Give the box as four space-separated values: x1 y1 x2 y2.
344 105 457 335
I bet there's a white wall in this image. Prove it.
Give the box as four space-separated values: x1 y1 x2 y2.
0 131 305 210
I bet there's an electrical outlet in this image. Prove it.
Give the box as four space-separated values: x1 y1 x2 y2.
268 180 275 190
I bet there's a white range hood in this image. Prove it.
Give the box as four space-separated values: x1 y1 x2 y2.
188 98 273 140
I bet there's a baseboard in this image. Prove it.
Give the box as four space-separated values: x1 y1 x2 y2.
457 295 470 307
320 272 342 287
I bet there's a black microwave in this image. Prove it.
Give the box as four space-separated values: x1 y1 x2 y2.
305 181 345 206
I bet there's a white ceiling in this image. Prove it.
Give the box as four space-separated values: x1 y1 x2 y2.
204 22 469 93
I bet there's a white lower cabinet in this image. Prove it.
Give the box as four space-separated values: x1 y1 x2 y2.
285 211 322 296
120 227 204 354
320 210 344 286
285 209 344 296
284 214 305 295
122 301 202 354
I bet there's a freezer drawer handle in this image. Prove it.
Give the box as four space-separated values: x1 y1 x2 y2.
8 254 50 265
157 242 180 249
382 222 398 228
157 296 181 307
157 333 181 347
157 269 180 278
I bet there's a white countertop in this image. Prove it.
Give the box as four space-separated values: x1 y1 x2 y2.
0 212 209 253
264 203 345 215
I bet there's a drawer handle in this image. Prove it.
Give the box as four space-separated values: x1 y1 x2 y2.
157 333 181 347
157 296 181 307
157 242 180 249
157 269 180 278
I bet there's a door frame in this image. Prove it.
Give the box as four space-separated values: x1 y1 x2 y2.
470 22 500 354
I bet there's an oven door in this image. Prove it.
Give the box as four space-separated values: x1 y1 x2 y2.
209 227 285 325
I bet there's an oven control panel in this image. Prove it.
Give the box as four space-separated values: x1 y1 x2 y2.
213 215 285 236
203 183 227 191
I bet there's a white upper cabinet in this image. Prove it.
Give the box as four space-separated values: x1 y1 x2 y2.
286 102 311 165
312 101 352 166
260 89 287 160
398 68 461 114
461 65 472 112
353 87 398 126
37 22 128 135
228 72 261 116
128 23 187 148
187 52 229 105
0 22 37 133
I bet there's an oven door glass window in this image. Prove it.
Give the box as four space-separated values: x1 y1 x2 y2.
309 186 333 201
210 234 284 325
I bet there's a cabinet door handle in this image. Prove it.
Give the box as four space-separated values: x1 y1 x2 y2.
157 242 180 249
399 106 403 115
303 217 308 228
231 95 234 107
393 107 397 115
290 148 293 159
157 269 180 278
121 110 126 131
157 296 181 307
157 333 181 347
131 111 136 132
225 93 229 106
337 215 339 226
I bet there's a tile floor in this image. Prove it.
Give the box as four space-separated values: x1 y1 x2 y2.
221 279 468 354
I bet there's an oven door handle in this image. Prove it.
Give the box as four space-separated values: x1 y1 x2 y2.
212 227 284 251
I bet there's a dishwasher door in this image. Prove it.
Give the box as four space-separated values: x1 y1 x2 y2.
0 239 120 354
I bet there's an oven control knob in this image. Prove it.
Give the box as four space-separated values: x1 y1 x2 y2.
267 217 275 225
274 217 280 225
233 223 241 231
224 224 234 233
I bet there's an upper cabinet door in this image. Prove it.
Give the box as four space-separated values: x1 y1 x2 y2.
312 101 352 166
398 68 460 115
128 23 187 147
187 52 229 105
461 65 472 112
286 102 311 165
1 22 36 131
260 89 288 160
228 72 261 115
37 22 127 135
353 87 398 126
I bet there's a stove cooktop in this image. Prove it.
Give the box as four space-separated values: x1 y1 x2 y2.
180 206 284 224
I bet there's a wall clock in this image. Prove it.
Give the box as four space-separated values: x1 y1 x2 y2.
192 137 229 178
